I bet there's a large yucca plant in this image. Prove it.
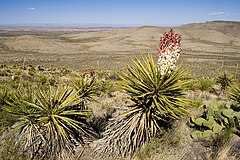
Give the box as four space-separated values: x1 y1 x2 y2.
4 84 98 159
121 54 188 120
92 54 189 157
229 82 240 106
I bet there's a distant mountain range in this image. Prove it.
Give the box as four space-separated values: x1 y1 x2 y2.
0 23 141 29
1 21 240 36
179 20 240 36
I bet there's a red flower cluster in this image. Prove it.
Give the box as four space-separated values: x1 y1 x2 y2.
157 29 182 75
157 29 181 56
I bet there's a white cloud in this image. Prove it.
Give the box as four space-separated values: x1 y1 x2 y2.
27 8 36 10
209 11 229 16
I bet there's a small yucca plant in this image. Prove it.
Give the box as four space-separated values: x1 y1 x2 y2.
4 84 98 159
216 72 232 96
71 69 97 109
92 54 189 157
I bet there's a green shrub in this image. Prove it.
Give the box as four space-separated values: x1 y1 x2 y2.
211 129 233 159
28 71 35 76
60 67 72 75
189 97 203 108
15 70 22 76
195 78 214 92
136 138 162 159
37 65 44 71
0 70 8 77
38 74 48 85
48 77 57 86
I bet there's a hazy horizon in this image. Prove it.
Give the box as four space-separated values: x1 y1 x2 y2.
0 22 180 28
1 0 240 27
1 20 240 29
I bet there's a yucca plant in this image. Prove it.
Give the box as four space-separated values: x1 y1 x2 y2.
92 54 189 157
71 71 97 109
121 54 188 120
229 82 240 106
216 72 232 96
0 84 11 107
3 84 98 159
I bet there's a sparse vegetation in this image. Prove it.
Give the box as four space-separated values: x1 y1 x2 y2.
0 27 239 160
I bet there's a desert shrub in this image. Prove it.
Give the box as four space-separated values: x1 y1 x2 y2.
186 78 197 90
136 137 162 159
38 74 48 85
108 71 121 81
48 77 58 86
189 97 203 108
210 129 233 159
60 67 72 75
15 70 22 76
27 65 36 73
28 70 35 76
37 65 45 71
195 78 214 92
96 79 117 96
48 67 57 72
0 64 6 69
12 64 19 69
135 124 184 160
0 69 8 77
20 66 27 70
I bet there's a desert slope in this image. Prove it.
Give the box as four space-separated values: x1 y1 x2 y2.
0 21 239 77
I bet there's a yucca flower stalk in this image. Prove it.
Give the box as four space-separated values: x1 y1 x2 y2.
157 29 181 75
92 29 188 157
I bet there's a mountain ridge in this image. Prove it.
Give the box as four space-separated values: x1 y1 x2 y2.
179 20 240 36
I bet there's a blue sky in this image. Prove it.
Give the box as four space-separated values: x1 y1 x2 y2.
0 0 240 26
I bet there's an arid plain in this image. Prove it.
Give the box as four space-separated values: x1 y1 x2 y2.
0 21 240 77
